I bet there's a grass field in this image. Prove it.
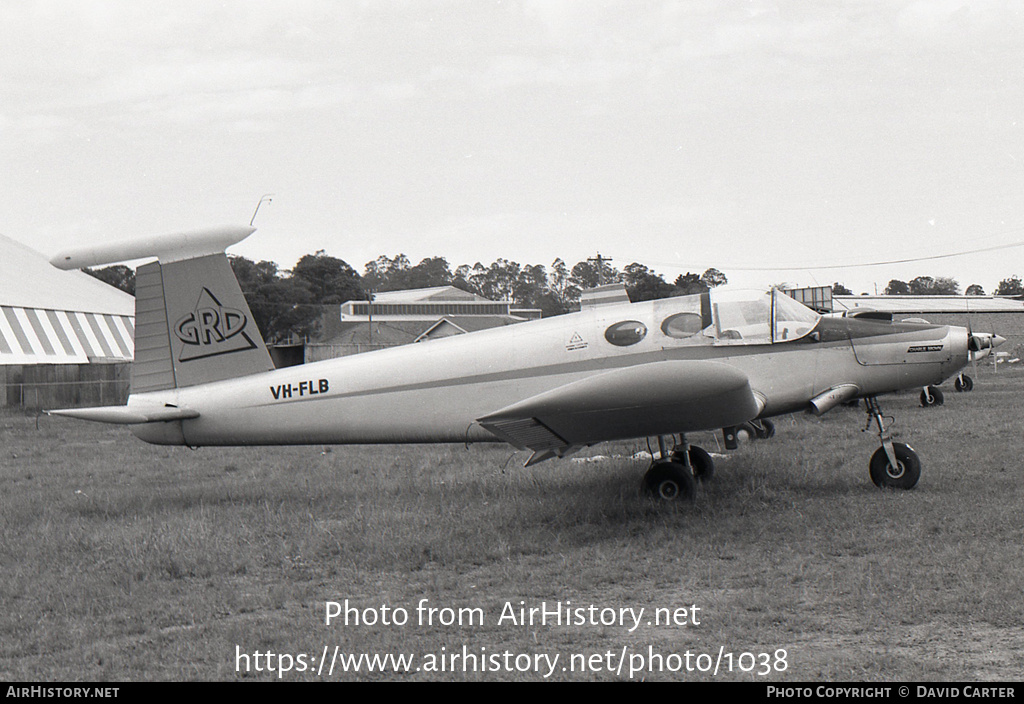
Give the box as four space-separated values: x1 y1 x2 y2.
2 367 1023 681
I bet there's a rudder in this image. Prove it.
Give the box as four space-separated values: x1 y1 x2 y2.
134 254 273 392
52 224 274 392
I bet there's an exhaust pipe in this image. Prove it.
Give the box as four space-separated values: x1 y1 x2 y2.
809 384 860 416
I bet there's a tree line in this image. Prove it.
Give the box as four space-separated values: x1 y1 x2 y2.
84 253 726 344
832 275 1023 297
85 255 1024 344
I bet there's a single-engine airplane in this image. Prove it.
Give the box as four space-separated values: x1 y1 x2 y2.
48 225 1004 500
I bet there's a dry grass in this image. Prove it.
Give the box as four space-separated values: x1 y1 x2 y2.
1 367 1022 681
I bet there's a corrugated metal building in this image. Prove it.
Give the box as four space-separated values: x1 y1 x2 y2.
0 233 134 408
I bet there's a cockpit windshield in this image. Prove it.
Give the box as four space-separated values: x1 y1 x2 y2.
706 289 820 345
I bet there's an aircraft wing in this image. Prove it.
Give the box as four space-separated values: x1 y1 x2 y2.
477 360 762 465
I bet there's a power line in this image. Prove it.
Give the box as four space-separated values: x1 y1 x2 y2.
726 239 1024 272
613 236 1024 274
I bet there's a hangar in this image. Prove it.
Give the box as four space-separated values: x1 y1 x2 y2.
305 286 542 362
0 233 134 409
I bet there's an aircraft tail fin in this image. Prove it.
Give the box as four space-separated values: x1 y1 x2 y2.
52 225 274 392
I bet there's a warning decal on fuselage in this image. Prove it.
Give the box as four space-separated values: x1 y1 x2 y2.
566 332 588 351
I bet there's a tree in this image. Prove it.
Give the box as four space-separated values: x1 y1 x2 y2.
544 258 579 314
995 275 1024 296
832 282 853 296
909 276 959 295
229 255 321 344
513 263 549 309
84 265 135 295
623 263 676 302
291 250 363 304
231 256 279 291
406 257 453 290
364 254 453 292
884 279 910 295
673 272 706 295
570 259 621 290
257 277 319 343
700 268 728 289
965 284 985 296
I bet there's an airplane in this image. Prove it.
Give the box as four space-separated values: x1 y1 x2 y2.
827 308 1002 404
47 225 1005 501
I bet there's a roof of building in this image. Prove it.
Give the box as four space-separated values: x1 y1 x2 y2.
370 286 493 303
0 233 135 365
321 315 523 346
0 234 134 315
834 295 1024 314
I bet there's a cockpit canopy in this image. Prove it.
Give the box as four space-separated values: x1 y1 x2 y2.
710 288 820 344
649 288 821 345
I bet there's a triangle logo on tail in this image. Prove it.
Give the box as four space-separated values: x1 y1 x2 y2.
173 288 258 362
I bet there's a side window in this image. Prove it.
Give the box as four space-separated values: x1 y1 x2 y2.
660 312 703 338
605 321 647 346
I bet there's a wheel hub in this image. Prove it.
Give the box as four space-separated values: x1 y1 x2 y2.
886 462 905 479
658 480 680 500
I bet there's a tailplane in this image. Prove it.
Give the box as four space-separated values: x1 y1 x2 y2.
51 225 273 394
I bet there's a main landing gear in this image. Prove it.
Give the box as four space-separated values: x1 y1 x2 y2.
863 396 920 490
920 385 944 407
642 434 713 501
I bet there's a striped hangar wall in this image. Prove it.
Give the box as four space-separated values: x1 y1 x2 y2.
1 233 135 408
0 306 134 364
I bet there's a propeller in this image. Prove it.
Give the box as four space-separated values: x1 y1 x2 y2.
968 330 1006 360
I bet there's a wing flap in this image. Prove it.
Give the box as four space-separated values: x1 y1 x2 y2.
479 417 567 451
478 360 760 454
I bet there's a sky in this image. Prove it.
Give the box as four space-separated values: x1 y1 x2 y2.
2 0 1023 296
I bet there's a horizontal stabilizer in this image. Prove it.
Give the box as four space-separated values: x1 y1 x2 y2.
47 405 199 425
478 360 760 452
50 225 255 269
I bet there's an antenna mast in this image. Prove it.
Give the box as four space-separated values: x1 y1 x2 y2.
249 194 274 226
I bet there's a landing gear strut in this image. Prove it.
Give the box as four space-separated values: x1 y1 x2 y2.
954 373 974 392
863 397 920 489
642 434 713 501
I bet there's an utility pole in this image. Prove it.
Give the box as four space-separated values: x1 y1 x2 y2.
587 252 613 286
367 290 375 346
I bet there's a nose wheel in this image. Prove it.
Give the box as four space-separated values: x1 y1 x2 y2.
869 443 921 489
954 374 973 392
864 397 920 489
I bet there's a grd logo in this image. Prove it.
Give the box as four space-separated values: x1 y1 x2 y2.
174 288 257 362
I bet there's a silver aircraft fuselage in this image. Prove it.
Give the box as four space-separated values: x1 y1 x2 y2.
127 293 970 448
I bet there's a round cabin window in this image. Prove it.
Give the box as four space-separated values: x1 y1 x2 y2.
605 320 647 346
660 312 703 338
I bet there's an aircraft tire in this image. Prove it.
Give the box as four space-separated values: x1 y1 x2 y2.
869 443 921 490
735 422 758 443
754 419 776 439
920 386 944 407
643 461 696 502
672 446 715 481
689 446 715 481
954 375 973 392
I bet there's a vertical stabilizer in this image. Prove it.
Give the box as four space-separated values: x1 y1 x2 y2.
133 254 274 392
51 225 275 393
